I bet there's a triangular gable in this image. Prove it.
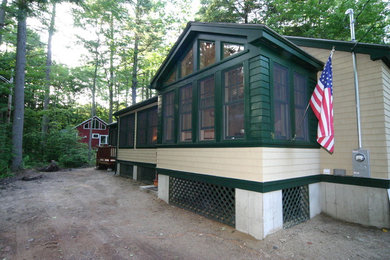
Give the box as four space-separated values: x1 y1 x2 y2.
74 116 108 129
150 22 323 90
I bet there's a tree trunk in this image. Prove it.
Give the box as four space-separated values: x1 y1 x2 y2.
131 34 139 105
42 2 56 137
0 0 7 45
108 13 114 123
88 37 99 161
11 4 27 171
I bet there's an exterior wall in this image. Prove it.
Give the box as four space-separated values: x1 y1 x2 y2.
76 125 109 148
117 148 157 165
382 64 390 179
321 182 390 228
157 147 320 182
301 47 389 179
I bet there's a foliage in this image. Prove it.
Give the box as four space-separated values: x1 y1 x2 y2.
196 0 390 44
0 123 12 174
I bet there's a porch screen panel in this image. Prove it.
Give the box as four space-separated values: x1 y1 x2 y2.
199 76 215 141
137 110 148 146
273 63 290 139
179 84 192 142
224 66 244 139
294 72 308 141
163 91 175 143
119 113 135 148
148 107 158 144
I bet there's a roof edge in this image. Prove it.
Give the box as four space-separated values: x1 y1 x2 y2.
113 96 158 117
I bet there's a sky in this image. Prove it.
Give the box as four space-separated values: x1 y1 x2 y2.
30 1 201 68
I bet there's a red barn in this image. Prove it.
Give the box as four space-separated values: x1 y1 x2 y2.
75 116 109 148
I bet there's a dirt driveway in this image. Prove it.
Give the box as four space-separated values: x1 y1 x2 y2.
0 168 389 260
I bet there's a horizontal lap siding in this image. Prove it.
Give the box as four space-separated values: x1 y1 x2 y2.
382 64 390 179
117 149 157 164
302 47 388 179
157 147 320 182
157 148 263 182
261 148 320 182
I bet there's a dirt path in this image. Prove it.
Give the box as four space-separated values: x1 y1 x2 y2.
0 168 389 260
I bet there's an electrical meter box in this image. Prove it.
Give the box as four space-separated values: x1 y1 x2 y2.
352 149 370 177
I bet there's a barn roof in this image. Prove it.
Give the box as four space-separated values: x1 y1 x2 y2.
74 116 108 128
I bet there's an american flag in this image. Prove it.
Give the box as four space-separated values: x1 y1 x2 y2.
310 52 334 153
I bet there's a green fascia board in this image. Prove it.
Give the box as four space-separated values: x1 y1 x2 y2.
150 22 324 89
113 96 158 117
157 167 390 193
285 36 390 69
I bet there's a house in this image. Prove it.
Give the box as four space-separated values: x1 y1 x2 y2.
75 116 109 148
113 97 158 182
115 22 390 240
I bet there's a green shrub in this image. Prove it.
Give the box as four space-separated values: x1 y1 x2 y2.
0 123 12 175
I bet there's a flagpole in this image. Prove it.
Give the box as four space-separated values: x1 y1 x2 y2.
345 8 363 149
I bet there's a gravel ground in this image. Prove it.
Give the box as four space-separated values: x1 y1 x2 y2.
0 167 389 260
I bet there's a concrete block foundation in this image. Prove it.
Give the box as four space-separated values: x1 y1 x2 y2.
158 174 169 203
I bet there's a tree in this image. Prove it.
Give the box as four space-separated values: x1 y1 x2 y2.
11 0 28 171
196 0 390 44
0 0 8 44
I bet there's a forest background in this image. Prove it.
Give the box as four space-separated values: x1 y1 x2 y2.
0 0 389 174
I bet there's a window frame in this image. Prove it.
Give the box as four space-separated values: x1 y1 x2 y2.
136 106 158 147
178 84 193 143
222 42 244 60
198 75 216 142
222 64 245 141
162 91 176 144
92 133 100 139
99 135 108 145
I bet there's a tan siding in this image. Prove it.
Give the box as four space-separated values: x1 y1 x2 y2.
302 47 388 179
117 149 157 164
157 148 320 182
382 64 390 179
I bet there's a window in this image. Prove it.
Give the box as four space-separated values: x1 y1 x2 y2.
273 63 290 139
100 135 108 145
199 41 215 69
163 91 175 143
179 84 192 142
223 43 244 59
165 68 176 84
109 126 117 146
294 72 308 141
137 107 158 146
83 118 106 129
224 66 244 139
83 123 88 129
148 107 158 144
92 133 99 139
199 76 215 141
181 48 193 77
119 113 135 148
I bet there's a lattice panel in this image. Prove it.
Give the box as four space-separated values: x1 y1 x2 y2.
282 185 310 229
169 177 235 226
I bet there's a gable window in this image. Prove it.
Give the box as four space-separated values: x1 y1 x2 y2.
224 65 244 140
199 76 215 141
179 84 192 142
165 68 177 84
273 63 290 139
181 48 193 77
119 113 135 148
223 43 244 59
294 72 308 141
137 107 158 146
199 40 215 69
163 91 175 143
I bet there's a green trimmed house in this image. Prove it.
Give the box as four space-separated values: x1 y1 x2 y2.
115 22 390 239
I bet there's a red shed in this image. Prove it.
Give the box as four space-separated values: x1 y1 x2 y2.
75 116 109 148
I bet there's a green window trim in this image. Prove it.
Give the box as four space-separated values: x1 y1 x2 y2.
222 42 245 60
179 84 193 142
136 106 158 148
162 91 176 144
198 75 216 142
199 40 216 70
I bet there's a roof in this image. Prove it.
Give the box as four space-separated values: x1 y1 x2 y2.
113 96 158 117
74 116 108 128
285 36 390 68
150 22 324 89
